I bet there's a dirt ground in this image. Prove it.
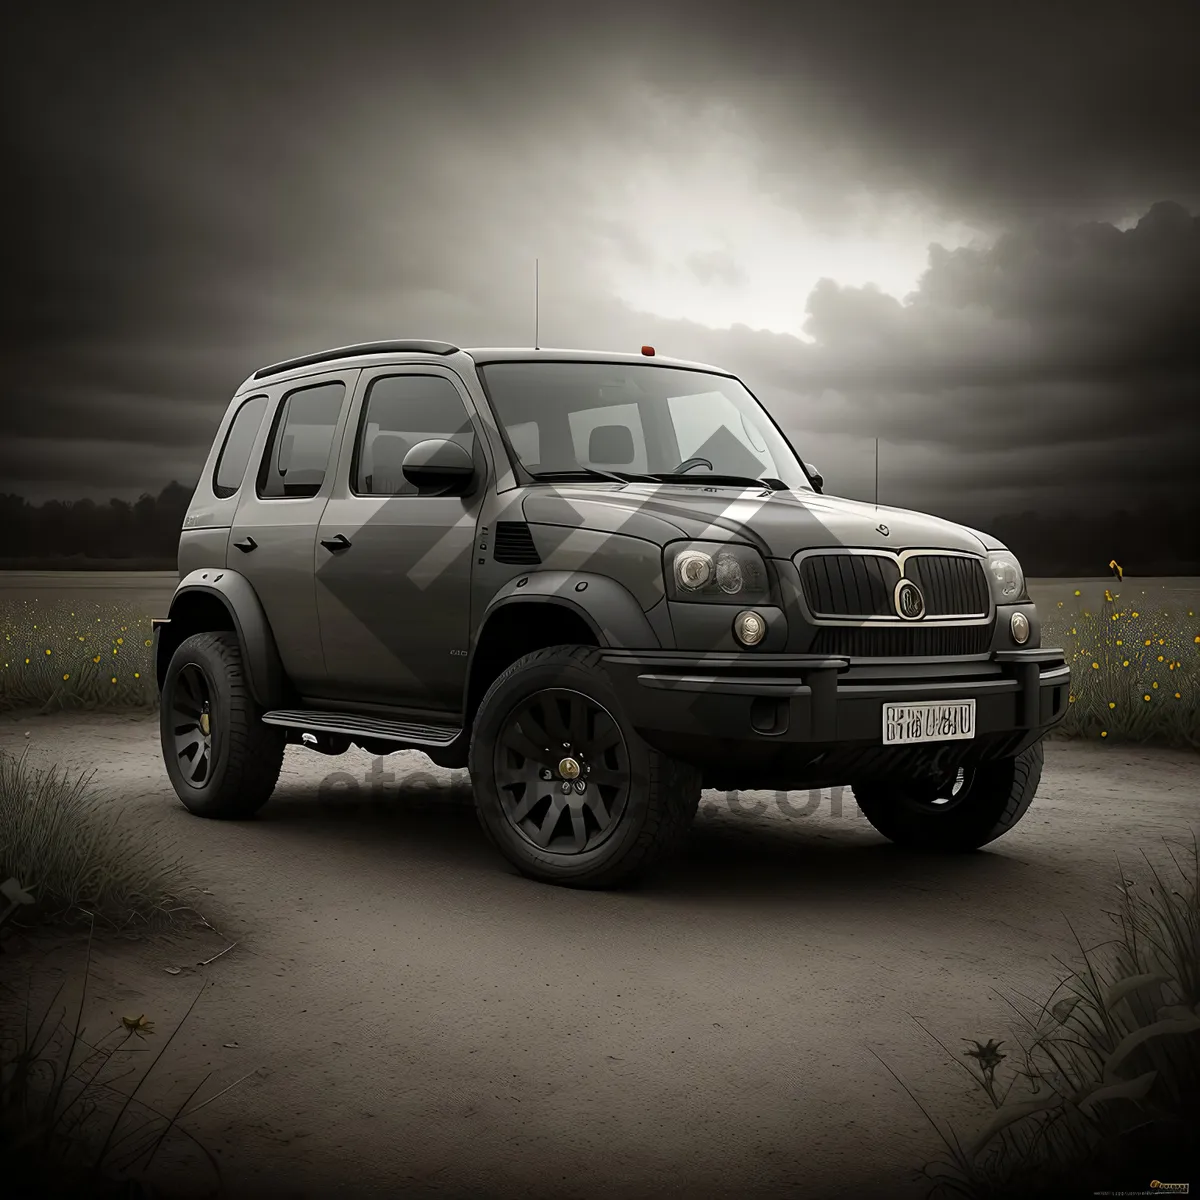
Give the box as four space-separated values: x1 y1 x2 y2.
3 711 1199 1199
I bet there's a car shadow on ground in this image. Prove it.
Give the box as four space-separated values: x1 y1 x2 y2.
254 768 1041 911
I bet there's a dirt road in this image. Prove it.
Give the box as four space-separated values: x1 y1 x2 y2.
3 712 1198 1199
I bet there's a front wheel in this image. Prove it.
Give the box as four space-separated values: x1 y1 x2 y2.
160 631 286 819
851 739 1044 852
469 645 702 888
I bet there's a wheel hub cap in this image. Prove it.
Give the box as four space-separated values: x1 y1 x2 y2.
558 756 581 779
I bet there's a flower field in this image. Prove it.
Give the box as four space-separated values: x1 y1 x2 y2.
1 597 157 712
1041 589 1199 749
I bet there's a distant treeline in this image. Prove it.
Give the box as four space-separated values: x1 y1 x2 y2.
0 484 1196 576
0 483 192 566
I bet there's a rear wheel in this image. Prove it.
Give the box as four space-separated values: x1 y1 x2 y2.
851 740 1044 852
469 645 701 887
160 631 285 818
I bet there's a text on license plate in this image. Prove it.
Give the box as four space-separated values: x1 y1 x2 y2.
882 700 976 745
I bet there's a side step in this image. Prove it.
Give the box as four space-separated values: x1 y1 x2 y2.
261 709 461 747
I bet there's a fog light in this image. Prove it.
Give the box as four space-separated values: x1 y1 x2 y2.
1011 611 1030 644
734 610 766 646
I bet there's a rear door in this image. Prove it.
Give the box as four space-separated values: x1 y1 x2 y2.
313 366 487 713
229 371 355 696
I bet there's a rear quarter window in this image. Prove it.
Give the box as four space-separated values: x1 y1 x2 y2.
213 395 268 498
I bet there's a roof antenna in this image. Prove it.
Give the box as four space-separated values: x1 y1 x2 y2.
534 258 539 350
874 437 879 509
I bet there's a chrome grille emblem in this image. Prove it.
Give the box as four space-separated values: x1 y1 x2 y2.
894 579 926 620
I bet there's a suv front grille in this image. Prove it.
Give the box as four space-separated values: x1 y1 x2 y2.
904 555 990 616
798 554 898 617
810 624 992 657
797 552 989 618
493 521 541 565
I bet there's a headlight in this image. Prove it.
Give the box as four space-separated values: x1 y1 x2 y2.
986 550 1028 603
665 541 771 603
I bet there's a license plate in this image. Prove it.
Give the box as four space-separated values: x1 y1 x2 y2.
882 700 976 745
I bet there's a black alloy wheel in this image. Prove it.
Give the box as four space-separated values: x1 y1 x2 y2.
493 687 631 854
170 663 216 787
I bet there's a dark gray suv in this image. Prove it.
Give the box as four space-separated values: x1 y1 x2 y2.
154 339 1070 887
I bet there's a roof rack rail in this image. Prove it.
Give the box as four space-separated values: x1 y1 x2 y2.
252 339 460 379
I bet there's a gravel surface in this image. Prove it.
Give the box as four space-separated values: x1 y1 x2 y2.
3 711 1198 1199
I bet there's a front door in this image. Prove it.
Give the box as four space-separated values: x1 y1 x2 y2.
313 367 485 713
228 372 354 696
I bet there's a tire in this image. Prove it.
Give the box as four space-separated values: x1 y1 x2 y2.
469 644 702 888
159 631 286 819
851 739 1044 852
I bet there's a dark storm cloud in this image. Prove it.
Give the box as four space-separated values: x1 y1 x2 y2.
2 0 1197 515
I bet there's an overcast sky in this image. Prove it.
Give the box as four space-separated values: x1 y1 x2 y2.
3 0 1198 522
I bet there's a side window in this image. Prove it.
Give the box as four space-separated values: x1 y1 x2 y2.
257 381 346 499
213 395 267 498
567 403 648 472
354 374 477 496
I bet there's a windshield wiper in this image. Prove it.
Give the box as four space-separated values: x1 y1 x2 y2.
529 467 660 485
650 472 789 492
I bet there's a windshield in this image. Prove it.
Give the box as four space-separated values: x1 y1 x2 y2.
477 361 813 490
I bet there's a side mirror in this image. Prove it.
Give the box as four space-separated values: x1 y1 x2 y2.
804 461 824 493
402 438 475 493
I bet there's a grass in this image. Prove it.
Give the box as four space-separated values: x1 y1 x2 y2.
1 598 158 714
0 747 198 936
1042 591 1199 749
878 834 1200 1198
2 922 245 1200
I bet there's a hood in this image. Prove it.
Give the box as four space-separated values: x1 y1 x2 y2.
521 484 991 559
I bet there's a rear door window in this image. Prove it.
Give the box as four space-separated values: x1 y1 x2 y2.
257 381 346 498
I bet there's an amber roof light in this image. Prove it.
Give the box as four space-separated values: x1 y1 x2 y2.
641 345 655 356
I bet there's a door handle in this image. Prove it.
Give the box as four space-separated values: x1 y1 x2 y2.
233 536 257 553
320 533 352 552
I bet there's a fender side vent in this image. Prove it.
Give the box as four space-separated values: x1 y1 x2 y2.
494 521 541 565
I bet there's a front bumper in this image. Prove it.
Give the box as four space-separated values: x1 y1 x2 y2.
599 646 1071 790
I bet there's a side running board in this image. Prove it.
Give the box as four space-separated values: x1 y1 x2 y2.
261 709 460 747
